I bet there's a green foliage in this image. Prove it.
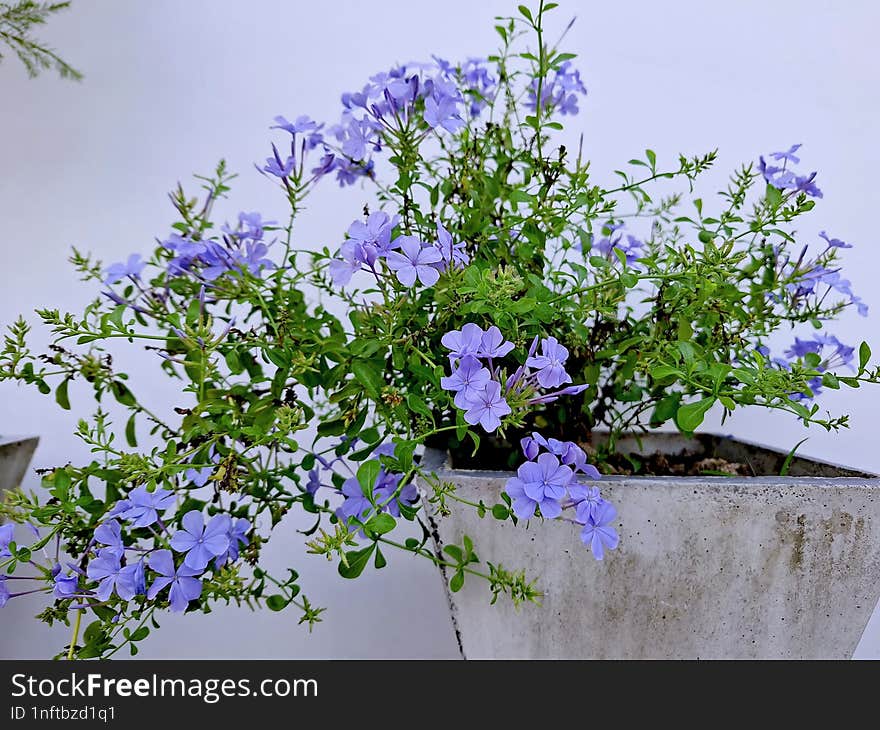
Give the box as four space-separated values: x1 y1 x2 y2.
0 1 81 79
1 0 877 659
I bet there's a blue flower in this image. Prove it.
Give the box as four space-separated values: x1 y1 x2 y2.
214 518 250 568
186 465 213 488
758 146 823 198
460 57 496 116
441 323 485 360
271 115 323 148
462 380 511 433
119 486 175 528
0 577 8 608
93 520 124 560
306 469 321 495
339 116 379 160
374 471 417 518
590 222 644 265
346 211 400 256
440 355 492 409
53 571 79 599
520 435 541 461
580 501 619 560
328 241 372 287
336 477 372 522
147 550 202 612
372 442 397 458
104 254 145 285
526 60 587 116
572 486 605 522
169 510 231 571
770 144 801 164
263 143 295 178
478 325 514 358
518 453 570 512
86 553 141 601
385 236 443 287
433 222 469 271
0 523 13 558
335 465 415 525
818 231 852 250
526 336 573 389
424 92 464 132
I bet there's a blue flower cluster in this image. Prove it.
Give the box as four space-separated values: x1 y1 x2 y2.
101 211 276 322
587 221 645 265
441 324 588 433
335 463 418 527
0 496 248 614
328 214 468 289
758 143 822 198
83 504 250 612
163 212 275 281
527 61 587 116
772 232 867 318
760 333 856 401
264 55 523 191
505 433 618 560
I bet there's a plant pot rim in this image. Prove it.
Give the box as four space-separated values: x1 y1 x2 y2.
423 431 878 482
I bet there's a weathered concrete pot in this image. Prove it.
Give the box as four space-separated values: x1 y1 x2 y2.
420 433 880 659
0 436 39 494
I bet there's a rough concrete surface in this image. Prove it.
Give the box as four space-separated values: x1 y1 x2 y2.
0 436 39 493
420 435 880 659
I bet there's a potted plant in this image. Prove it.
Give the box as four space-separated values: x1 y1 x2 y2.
1 1 878 659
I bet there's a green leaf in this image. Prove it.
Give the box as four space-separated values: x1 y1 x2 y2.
364 512 396 536
374 547 387 569
780 438 809 477
125 413 137 447
338 544 376 579
110 381 136 408
130 626 150 642
765 183 783 211
491 504 510 520
650 392 681 426
859 341 871 373
821 372 840 390
317 419 346 437
406 393 434 422
517 4 533 22
266 595 288 611
55 378 71 410
449 570 465 593
51 468 71 500
359 427 381 444
675 397 715 433
650 365 680 381
351 360 384 398
356 460 381 496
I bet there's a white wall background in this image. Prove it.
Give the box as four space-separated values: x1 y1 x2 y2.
1 0 879 658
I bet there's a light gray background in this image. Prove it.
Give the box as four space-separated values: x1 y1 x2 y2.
1 0 878 658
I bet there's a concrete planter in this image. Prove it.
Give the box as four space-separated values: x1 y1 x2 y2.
420 433 880 659
0 436 39 494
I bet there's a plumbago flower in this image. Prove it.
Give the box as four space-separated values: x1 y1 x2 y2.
3 1 880 659
506 432 615 559
328 216 467 289
440 324 589 435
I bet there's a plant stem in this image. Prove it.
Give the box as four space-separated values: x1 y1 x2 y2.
67 609 83 661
